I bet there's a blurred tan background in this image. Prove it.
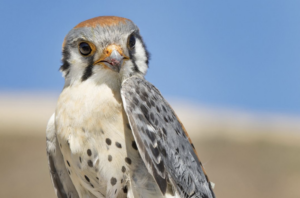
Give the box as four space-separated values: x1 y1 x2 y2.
0 93 299 198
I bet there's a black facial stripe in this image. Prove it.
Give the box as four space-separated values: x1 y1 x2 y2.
81 64 93 81
81 57 94 81
60 46 71 75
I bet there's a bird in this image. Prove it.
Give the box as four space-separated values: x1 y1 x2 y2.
46 16 215 198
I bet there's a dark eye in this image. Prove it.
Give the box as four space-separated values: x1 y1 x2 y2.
79 42 92 56
127 34 136 49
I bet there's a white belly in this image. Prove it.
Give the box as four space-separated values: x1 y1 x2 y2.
55 81 164 198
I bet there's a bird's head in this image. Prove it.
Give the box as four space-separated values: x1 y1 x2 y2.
60 16 150 86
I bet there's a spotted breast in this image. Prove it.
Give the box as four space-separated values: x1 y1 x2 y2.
53 79 165 198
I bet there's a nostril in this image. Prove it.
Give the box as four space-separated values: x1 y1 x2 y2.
110 59 120 66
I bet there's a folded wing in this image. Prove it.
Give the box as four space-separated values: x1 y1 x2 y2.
121 77 215 198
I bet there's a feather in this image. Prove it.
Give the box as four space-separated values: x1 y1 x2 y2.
121 77 216 198
46 114 80 198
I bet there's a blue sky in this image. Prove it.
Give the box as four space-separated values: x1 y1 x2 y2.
0 0 299 115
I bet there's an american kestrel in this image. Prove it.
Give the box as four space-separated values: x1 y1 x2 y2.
46 16 215 198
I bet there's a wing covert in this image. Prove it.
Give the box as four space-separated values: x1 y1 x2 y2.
46 114 79 198
121 77 215 198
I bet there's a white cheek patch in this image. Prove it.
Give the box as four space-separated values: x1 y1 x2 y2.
67 50 88 84
134 39 148 74
69 49 82 64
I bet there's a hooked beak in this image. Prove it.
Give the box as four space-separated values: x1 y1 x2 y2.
94 45 128 73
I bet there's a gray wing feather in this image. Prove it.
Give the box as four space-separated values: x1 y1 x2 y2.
46 114 79 198
121 77 215 198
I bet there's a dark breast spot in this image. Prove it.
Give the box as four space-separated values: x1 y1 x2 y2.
88 160 93 167
111 177 117 186
125 157 132 165
87 149 92 156
115 142 122 148
66 160 70 167
108 155 112 162
122 166 126 173
106 138 112 145
85 175 90 182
